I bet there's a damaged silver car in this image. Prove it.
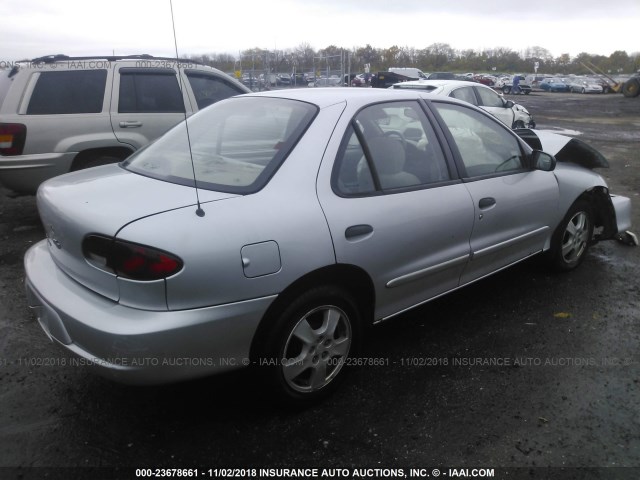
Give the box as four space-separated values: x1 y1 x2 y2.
25 89 633 404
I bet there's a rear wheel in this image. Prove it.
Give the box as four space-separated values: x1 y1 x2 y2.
256 286 361 405
71 154 124 171
623 78 640 98
548 199 594 271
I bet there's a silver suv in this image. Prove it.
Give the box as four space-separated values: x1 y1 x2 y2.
0 54 249 194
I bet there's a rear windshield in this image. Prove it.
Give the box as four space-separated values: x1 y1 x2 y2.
123 96 318 194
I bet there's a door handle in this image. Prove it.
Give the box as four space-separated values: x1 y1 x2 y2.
119 121 143 128
478 197 496 209
345 224 373 239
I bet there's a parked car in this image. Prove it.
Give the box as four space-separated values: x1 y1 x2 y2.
241 73 259 89
276 74 291 86
25 88 632 404
370 71 412 88
567 77 603 94
291 73 306 86
540 77 570 92
495 75 532 95
427 72 456 80
0 54 249 195
351 73 367 87
473 74 497 86
390 79 535 128
524 74 546 89
389 67 428 80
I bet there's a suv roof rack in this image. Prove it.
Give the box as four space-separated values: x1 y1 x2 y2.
26 54 204 66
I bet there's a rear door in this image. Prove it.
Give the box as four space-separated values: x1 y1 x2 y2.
317 100 475 321
110 66 192 150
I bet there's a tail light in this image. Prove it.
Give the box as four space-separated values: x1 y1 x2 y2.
0 123 27 156
83 235 183 281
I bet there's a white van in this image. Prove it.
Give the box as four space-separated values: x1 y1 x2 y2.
389 67 428 80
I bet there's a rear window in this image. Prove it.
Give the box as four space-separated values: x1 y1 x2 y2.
119 70 184 113
27 70 107 114
123 96 318 194
185 71 246 109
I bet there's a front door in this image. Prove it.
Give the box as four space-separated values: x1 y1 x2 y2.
429 101 559 285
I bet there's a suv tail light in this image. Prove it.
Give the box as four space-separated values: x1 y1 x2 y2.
0 123 27 156
83 235 183 281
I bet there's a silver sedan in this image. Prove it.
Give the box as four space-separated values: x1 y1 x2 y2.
25 88 632 404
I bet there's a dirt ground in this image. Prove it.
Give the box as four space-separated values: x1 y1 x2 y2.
0 91 639 480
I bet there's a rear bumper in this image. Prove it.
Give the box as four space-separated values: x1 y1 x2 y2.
0 152 76 194
24 240 276 385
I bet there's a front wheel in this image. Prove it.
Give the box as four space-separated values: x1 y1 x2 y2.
256 286 361 405
548 199 594 271
623 78 640 98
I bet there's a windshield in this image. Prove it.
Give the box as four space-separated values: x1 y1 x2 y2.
124 96 317 193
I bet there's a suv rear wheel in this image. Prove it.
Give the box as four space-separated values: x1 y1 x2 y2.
71 153 128 171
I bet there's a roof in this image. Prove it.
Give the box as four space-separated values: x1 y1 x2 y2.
243 87 448 109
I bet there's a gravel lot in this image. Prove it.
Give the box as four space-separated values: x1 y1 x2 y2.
0 91 638 480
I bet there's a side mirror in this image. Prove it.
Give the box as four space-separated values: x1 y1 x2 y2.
504 100 515 108
531 150 556 171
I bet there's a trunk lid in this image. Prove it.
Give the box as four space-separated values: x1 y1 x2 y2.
37 164 236 302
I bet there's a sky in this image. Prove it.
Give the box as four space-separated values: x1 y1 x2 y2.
1 0 638 63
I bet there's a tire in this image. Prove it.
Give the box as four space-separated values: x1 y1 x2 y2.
548 199 594 271
256 286 361 405
513 120 526 129
622 78 640 98
502 86 511 94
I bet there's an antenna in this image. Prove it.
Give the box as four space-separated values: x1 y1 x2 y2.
169 0 205 217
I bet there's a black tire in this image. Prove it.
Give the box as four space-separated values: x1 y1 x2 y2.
255 286 361 405
622 78 640 98
502 86 511 94
548 199 594 271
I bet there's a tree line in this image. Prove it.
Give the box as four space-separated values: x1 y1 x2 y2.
188 43 640 76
